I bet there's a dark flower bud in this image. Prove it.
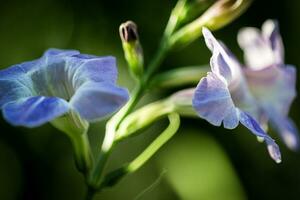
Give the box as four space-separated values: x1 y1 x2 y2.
119 21 144 79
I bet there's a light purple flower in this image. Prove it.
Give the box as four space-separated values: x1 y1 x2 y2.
0 49 129 128
192 28 281 163
238 20 299 150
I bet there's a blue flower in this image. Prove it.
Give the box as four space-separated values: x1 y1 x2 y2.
0 49 129 130
192 28 281 163
238 20 299 150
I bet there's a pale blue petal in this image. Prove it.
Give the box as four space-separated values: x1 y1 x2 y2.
202 28 259 115
238 27 274 69
68 55 118 88
262 19 284 64
42 48 80 58
70 82 129 122
0 49 79 79
192 72 239 129
192 72 282 162
202 27 242 83
0 78 33 107
245 65 296 116
2 96 70 127
31 50 118 99
0 60 37 107
238 20 284 69
0 60 38 78
268 112 299 151
1 48 127 126
238 110 282 163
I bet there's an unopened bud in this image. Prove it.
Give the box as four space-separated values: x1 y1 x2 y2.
120 21 139 42
119 21 144 79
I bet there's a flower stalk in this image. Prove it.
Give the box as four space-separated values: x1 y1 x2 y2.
169 0 253 48
99 113 180 189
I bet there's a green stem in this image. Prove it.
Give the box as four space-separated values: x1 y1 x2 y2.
116 100 175 140
149 65 209 89
88 41 170 189
99 113 180 188
71 131 93 176
127 113 180 172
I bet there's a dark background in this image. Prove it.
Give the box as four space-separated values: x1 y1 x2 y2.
0 0 300 199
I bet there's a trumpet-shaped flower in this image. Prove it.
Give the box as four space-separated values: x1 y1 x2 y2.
238 20 299 150
0 49 129 130
192 28 281 163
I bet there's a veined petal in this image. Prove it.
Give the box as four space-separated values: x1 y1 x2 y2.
31 49 118 100
0 57 45 107
69 55 118 89
0 60 38 78
238 110 282 163
2 96 69 127
70 82 129 122
192 72 239 129
202 27 242 83
0 77 34 107
201 28 259 120
192 72 281 162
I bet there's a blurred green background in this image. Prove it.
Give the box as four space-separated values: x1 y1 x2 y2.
0 0 300 199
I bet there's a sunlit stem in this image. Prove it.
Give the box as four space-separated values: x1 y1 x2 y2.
169 0 253 48
116 100 175 140
89 0 189 190
149 65 210 89
164 0 188 38
88 40 170 190
127 113 180 172
99 113 181 188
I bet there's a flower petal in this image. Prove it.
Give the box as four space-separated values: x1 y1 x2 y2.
0 77 33 107
2 96 69 127
0 60 38 78
244 65 296 116
192 72 239 129
70 82 129 122
192 73 281 162
202 27 242 83
42 48 79 57
262 19 284 64
238 27 274 70
69 55 118 88
30 49 118 100
268 112 299 151
238 110 282 163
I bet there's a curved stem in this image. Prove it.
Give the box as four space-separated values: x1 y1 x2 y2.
127 113 180 172
88 42 170 189
99 113 180 188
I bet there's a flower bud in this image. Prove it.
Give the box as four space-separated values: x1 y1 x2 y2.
169 0 253 48
119 21 144 79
